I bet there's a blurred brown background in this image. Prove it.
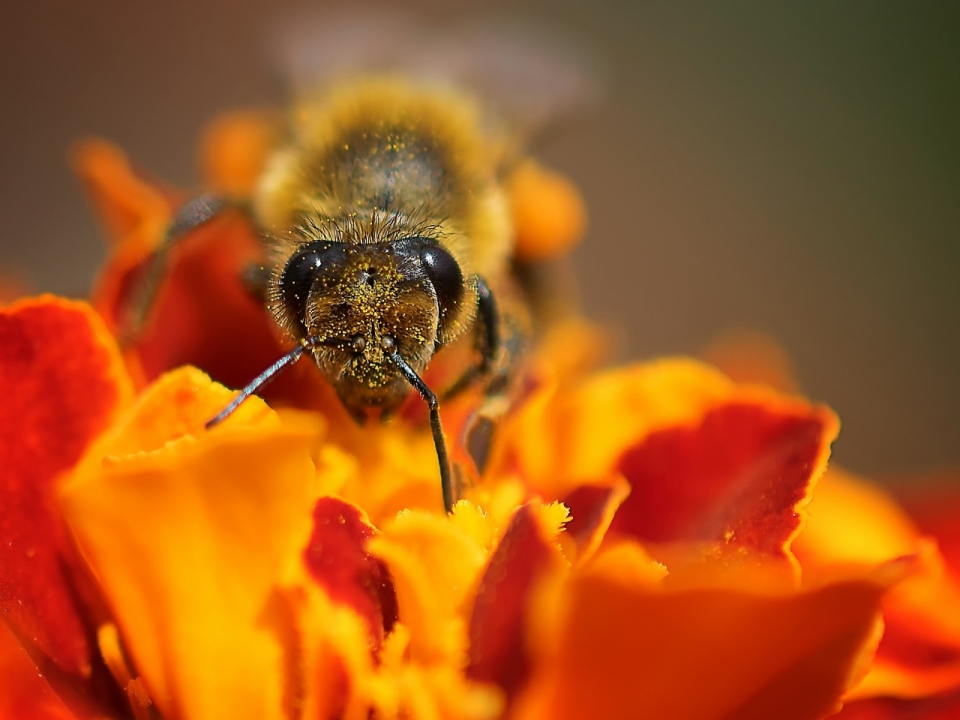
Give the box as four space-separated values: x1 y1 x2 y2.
1 1 957 482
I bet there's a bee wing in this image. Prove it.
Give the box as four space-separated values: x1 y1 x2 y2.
269 9 602 139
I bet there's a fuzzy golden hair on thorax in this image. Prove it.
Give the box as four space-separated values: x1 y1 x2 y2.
254 76 513 283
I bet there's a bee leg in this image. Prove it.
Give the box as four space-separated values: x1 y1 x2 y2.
205 336 317 428
462 314 528 478
463 402 502 479
389 351 454 514
461 322 527 476
441 276 501 401
474 278 501 374
123 193 246 344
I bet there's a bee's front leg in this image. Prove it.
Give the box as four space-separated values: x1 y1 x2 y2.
123 193 252 344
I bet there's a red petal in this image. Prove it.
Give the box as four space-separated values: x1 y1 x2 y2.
107 212 339 410
837 688 960 719
199 110 277 197
896 480 960 574
0 621 77 720
74 139 328 409
613 401 837 561
560 480 630 565
119 215 270 378
303 497 398 648
467 504 565 705
0 297 131 675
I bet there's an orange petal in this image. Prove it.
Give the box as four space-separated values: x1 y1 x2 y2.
516 560 899 720
320 424 448 525
0 296 132 678
859 551 960 701
70 138 173 251
59 367 318 720
467 503 568 707
835 688 960 719
75 139 173 342
199 110 278 197
510 160 587 262
796 469 960 704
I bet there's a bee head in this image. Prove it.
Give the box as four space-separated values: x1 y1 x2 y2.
268 236 473 420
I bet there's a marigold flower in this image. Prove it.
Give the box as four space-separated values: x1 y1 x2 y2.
2 116 959 720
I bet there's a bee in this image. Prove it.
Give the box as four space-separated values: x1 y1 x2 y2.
130 23 593 514
260 77 512 418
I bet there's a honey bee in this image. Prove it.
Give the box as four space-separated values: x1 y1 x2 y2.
131 23 593 513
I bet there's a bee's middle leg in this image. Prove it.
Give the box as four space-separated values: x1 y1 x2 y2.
441 277 501 401
442 278 530 482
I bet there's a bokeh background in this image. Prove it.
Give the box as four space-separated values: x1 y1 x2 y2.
1 1 957 482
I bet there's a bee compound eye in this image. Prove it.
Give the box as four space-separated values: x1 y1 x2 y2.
278 241 345 331
418 244 465 325
380 335 396 352
351 335 366 353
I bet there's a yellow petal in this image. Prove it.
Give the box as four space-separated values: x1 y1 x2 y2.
557 359 736 481
794 467 920 568
59 367 318 720
796 468 960 702
368 508 491 665
298 588 503 720
499 357 778 497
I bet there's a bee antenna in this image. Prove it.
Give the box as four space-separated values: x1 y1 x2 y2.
205 338 320 429
388 351 454 514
